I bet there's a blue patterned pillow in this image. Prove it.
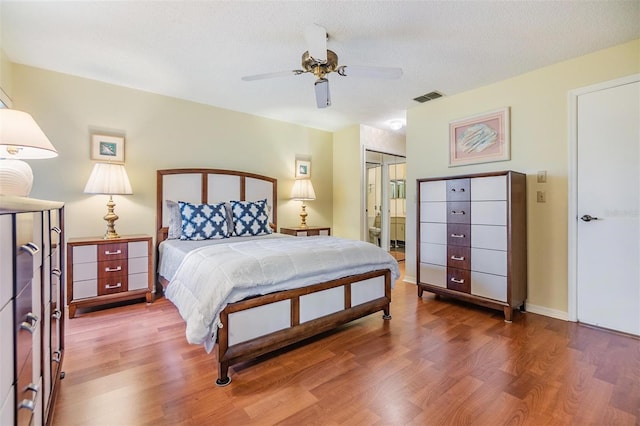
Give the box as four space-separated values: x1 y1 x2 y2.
179 201 230 240
230 199 272 236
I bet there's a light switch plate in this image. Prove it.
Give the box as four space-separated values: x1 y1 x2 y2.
537 190 546 203
537 170 547 183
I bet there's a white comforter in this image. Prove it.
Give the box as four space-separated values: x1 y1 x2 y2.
164 235 400 352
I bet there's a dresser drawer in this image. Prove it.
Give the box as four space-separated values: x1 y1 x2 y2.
73 279 98 299
446 178 470 201
98 242 128 261
128 273 149 291
419 263 447 288
447 267 470 293
0 301 13 401
98 259 128 279
447 246 471 270
98 275 128 296
420 222 447 244
0 385 14 426
16 351 34 426
471 201 507 226
447 201 471 224
420 201 447 223
420 180 447 201
128 241 148 258
15 282 33 376
73 245 97 264
447 223 471 247
471 225 507 251
420 242 447 266
0 216 12 309
471 248 507 276
471 272 507 302
471 175 507 201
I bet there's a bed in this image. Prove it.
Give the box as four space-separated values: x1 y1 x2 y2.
156 168 400 385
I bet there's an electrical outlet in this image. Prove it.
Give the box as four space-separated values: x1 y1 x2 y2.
537 190 546 203
537 170 547 183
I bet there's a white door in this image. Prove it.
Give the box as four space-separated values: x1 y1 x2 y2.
575 78 639 335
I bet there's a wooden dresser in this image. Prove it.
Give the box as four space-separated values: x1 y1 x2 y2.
0 195 65 425
417 171 527 321
66 235 152 318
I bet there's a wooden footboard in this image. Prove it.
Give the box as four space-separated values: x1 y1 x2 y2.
160 269 392 385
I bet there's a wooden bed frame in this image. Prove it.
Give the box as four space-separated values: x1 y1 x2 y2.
156 168 392 385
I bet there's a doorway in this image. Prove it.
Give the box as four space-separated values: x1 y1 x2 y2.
568 74 639 335
365 150 406 261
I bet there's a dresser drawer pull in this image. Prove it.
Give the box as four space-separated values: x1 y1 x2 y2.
105 283 122 290
52 309 62 320
451 211 466 215
450 277 465 284
18 399 35 412
451 188 465 192
104 249 122 255
53 350 62 363
25 383 39 394
105 266 122 272
450 233 466 238
450 255 465 261
51 226 62 235
20 242 40 255
52 268 62 277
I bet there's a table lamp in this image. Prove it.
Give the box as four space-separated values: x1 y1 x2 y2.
290 179 316 229
84 162 133 239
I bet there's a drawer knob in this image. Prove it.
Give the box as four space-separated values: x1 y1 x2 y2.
105 283 122 290
53 350 62 363
450 233 465 238
18 399 35 412
51 226 62 235
52 268 62 277
52 309 62 320
105 266 122 272
451 211 466 215
450 255 465 261
20 242 40 255
451 188 465 192
450 277 465 284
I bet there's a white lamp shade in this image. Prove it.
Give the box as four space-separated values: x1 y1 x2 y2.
0 109 58 159
291 179 316 200
84 163 133 195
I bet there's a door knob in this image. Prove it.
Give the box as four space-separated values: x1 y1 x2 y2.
580 214 599 222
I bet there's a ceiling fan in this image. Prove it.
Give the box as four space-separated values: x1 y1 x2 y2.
241 24 403 108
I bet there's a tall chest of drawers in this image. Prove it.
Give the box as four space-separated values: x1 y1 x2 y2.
66 235 152 318
0 195 65 426
417 171 527 321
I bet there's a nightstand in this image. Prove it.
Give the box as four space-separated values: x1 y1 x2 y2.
280 226 331 237
66 234 152 318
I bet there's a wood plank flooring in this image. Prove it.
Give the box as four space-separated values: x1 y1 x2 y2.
53 265 639 425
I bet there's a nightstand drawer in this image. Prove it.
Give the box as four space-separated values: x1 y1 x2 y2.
98 242 127 261
98 276 128 296
98 259 128 279
73 279 98 299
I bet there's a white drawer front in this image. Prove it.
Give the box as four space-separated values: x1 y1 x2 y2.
0 385 14 426
0 216 12 309
128 241 148 258
73 261 97 281
319 229 330 236
471 201 507 226
471 225 507 251
420 180 447 201
471 271 507 302
128 273 149 291
420 223 447 244
420 243 447 266
420 202 447 223
73 279 98 299
419 263 447 288
128 256 148 275
471 248 507 276
471 175 507 200
73 245 97 263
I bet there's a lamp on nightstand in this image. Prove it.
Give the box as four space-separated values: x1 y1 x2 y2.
290 179 316 229
84 162 133 239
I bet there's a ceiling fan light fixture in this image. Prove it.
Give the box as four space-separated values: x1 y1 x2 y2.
314 78 331 108
389 120 404 131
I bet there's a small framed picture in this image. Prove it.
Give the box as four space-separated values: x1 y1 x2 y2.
295 159 311 178
91 134 125 163
449 107 510 167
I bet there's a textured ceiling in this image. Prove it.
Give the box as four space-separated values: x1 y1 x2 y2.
1 1 638 134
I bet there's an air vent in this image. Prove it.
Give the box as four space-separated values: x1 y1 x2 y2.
413 91 444 103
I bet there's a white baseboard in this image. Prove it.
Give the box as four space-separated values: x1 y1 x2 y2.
525 303 570 321
402 275 417 284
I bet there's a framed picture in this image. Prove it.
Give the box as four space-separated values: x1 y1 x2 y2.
295 159 311 178
449 107 510 167
91 134 125 163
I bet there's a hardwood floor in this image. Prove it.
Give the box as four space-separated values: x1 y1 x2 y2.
53 265 639 425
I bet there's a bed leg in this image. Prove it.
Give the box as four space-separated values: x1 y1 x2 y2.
216 363 232 387
382 306 392 320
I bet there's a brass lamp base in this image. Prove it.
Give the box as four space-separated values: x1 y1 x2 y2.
299 203 309 229
103 195 121 239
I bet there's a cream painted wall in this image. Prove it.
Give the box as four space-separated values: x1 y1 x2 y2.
12 64 333 247
332 124 361 239
406 39 640 317
0 49 13 104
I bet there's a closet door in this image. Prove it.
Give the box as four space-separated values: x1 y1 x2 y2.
576 79 639 335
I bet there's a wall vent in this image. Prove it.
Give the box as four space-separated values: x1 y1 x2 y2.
413 91 444 103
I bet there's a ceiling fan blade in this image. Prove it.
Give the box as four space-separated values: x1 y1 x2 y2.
337 65 403 79
304 24 327 63
241 70 304 81
314 78 331 108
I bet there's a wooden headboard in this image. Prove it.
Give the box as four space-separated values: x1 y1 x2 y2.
156 168 278 244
